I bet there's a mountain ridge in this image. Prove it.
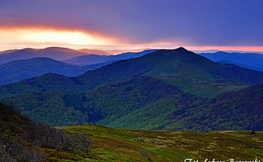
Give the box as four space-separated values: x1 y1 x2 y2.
0 47 87 65
0 59 152 97
199 51 263 72
0 57 114 86
62 49 157 66
1 47 263 98
0 47 156 66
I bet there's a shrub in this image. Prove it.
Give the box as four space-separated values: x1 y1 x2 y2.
72 133 94 154
139 149 152 162
0 100 93 161
22 117 93 153
0 133 46 162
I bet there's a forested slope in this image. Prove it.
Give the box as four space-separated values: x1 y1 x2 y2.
5 76 263 131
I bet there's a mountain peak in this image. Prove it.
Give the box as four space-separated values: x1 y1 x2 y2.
176 47 188 51
158 47 188 53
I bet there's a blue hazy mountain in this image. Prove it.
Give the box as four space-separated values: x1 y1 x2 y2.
0 47 155 85
0 47 92 65
0 57 114 86
63 49 157 66
199 51 263 71
218 60 263 72
0 47 156 66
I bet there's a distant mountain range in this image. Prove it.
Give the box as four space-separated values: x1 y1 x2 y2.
199 51 263 71
1 47 263 98
63 49 157 66
0 57 114 86
0 47 155 85
2 47 263 131
0 47 87 65
0 47 156 66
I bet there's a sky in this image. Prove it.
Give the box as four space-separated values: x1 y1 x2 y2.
0 0 263 52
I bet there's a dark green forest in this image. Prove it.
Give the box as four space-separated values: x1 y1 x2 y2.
1 47 263 132
5 76 263 131
2 98 262 161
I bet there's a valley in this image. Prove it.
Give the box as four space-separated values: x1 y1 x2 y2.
2 1 262 161
1 47 263 132
1 47 263 161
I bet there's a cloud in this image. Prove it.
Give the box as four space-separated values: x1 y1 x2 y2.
0 0 263 50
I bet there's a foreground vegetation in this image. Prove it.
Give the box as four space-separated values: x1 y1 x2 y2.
0 102 93 161
1 101 263 161
61 125 263 161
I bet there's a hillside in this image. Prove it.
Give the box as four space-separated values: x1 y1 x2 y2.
1 47 263 133
4 76 183 126
0 60 152 97
0 101 93 161
5 76 263 131
2 47 263 98
96 80 263 131
133 47 263 97
0 57 113 86
1 102 263 161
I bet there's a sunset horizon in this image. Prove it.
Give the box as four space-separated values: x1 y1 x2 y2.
1 44 263 54
1 1 263 161
1 0 262 53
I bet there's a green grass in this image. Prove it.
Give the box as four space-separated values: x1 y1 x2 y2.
57 125 263 161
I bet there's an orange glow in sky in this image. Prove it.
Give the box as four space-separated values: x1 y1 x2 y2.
0 27 263 53
0 27 119 51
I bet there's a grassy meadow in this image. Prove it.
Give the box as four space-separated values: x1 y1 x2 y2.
57 125 263 162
